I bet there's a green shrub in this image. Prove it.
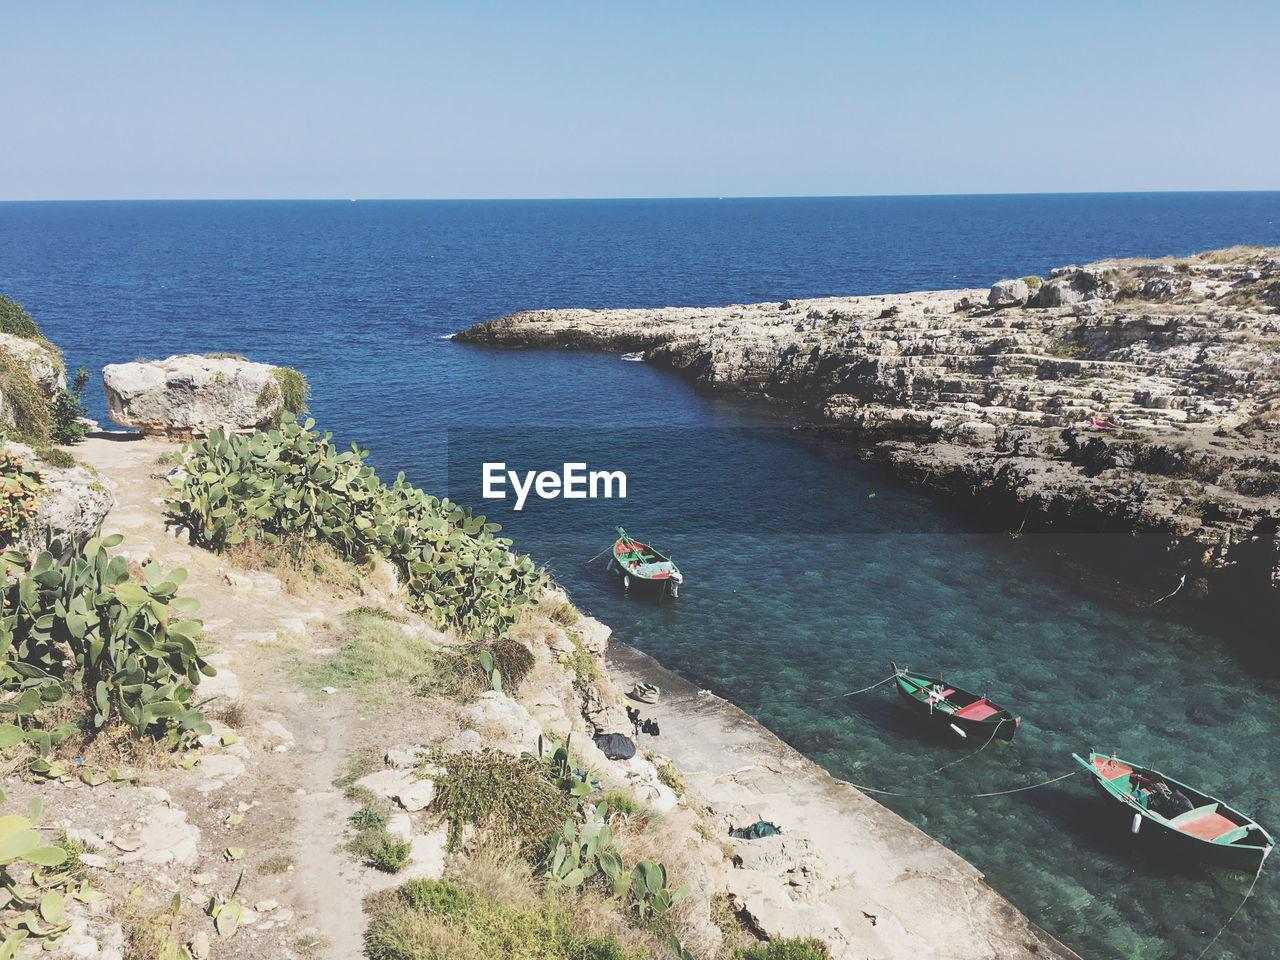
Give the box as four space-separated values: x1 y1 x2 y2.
0 295 40 340
601 790 639 818
0 794 76 951
735 938 831 960
1018 275 1043 293
274 367 309 414
369 832 412 873
427 748 572 857
35 447 77 469
0 534 214 744
401 878 471 918
168 415 546 639
0 446 43 545
50 366 91 445
350 805 388 830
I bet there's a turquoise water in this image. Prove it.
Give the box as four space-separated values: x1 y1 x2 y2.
3 196 1280 958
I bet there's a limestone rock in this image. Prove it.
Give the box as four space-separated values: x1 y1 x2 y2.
0 332 65 401
459 246 1280 606
987 279 1029 308
4 442 115 548
102 354 289 437
458 691 543 754
118 806 200 866
355 769 436 811
1038 279 1085 306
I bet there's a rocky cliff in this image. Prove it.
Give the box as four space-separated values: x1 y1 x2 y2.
458 246 1280 615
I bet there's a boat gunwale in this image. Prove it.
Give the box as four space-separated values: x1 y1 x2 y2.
1073 750 1275 855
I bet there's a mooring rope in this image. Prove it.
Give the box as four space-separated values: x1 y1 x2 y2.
846 768 1081 800
811 673 898 702
584 545 613 564
926 716 1010 777
1193 862 1265 960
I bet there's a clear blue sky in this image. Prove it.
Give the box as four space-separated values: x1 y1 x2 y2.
3 0 1276 199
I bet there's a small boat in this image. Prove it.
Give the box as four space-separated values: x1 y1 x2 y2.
609 527 683 597
1073 751 1274 873
890 663 1020 741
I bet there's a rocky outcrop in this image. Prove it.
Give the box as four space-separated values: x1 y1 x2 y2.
988 278 1029 308
4 441 114 548
459 247 1280 610
102 354 288 438
0 332 66 438
0 332 65 398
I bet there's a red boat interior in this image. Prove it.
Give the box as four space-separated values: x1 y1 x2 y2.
1178 811 1243 841
1092 756 1134 781
954 700 1000 720
615 541 673 579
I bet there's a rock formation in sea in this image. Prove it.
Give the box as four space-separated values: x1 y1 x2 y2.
457 246 1280 613
102 354 307 438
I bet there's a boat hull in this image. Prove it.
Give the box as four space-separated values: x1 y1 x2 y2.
1073 752 1274 873
892 668 1019 742
610 528 682 596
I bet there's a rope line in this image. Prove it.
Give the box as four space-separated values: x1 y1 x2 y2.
1193 862 1265 960
811 673 897 701
927 717 1009 777
847 768 1081 800
585 545 613 565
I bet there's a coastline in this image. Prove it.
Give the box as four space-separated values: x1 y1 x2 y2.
608 642 1081 960
456 246 1280 624
6 432 1088 959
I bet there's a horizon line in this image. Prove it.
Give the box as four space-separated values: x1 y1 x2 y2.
3 188 1280 204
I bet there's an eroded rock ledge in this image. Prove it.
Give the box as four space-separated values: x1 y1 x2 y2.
458 247 1280 612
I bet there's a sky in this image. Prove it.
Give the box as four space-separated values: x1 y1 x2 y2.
2 0 1277 200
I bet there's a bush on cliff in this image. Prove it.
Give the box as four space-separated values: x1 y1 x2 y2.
0 445 43 546
0 294 43 342
0 350 53 444
0 534 214 748
50 365 91 445
166 413 545 639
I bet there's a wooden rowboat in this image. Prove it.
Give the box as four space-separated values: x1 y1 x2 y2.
1073 751 1274 873
609 527 683 597
890 662 1020 741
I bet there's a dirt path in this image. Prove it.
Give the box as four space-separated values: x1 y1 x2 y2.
77 434 399 958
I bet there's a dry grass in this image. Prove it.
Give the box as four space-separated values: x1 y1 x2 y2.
117 896 182 959
261 853 296 874
228 536 364 597
447 849 538 911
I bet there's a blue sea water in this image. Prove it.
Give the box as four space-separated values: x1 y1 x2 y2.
3 194 1280 959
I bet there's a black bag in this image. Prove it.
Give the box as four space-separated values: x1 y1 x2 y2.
593 733 637 760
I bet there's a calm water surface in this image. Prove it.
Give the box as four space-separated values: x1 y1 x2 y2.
3 195 1280 958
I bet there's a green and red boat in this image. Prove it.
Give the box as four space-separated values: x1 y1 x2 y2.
890 663 1020 741
609 527 683 597
1073 751 1274 873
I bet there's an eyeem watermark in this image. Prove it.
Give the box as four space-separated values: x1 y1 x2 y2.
482 462 627 511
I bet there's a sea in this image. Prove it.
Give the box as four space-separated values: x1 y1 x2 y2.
3 193 1280 959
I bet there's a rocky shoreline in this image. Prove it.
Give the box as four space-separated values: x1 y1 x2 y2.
13 435 1078 960
607 644 1080 960
456 246 1280 624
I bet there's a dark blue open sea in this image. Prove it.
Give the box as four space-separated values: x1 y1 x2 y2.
3 194 1280 959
